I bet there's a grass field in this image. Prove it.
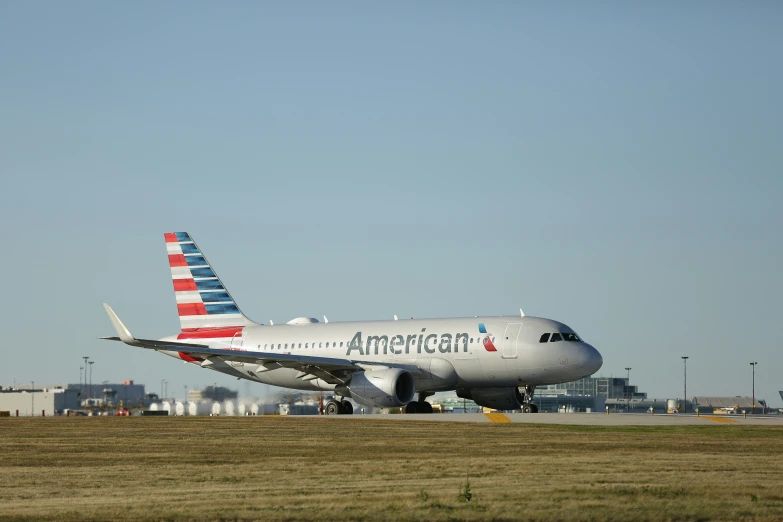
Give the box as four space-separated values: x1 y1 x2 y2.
2 417 783 521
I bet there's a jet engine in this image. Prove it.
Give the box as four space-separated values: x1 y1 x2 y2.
458 387 523 410
336 368 415 408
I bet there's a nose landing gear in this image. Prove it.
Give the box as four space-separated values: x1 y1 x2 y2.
521 385 538 413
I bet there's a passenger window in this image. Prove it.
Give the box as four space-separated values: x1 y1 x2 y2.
285 344 288 349
550 333 562 342
298 343 302 348
340 342 343 347
470 338 473 343
539 333 550 343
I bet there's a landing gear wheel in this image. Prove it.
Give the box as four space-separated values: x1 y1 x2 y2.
341 401 353 415
405 401 432 414
419 401 433 414
529 404 538 413
324 400 342 415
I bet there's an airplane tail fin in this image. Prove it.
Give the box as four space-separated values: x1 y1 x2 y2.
164 232 256 331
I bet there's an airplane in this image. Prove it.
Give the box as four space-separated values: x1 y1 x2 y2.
102 232 603 414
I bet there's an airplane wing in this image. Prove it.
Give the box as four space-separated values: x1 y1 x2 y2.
101 304 412 385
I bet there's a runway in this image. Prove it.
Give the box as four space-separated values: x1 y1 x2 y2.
301 412 783 425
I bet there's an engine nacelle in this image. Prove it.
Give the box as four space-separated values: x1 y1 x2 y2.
458 387 523 411
337 369 415 408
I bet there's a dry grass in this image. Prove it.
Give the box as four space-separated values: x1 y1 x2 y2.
1 417 783 521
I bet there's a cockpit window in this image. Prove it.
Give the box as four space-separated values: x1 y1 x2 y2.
550 333 563 342
539 333 551 343
563 332 581 342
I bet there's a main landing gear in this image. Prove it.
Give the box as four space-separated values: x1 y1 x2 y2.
405 392 434 414
324 398 353 415
521 385 538 413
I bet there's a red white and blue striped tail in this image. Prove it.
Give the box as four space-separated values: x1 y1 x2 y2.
164 232 256 331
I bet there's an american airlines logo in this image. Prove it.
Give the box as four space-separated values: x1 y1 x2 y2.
346 324 497 356
478 323 497 352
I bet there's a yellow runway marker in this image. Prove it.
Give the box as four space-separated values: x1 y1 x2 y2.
701 415 739 423
485 412 511 423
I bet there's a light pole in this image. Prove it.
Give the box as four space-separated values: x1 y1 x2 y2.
750 361 758 414
82 356 89 398
625 367 632 411
681 357 689 413
88 361 94 400
31 380 34 416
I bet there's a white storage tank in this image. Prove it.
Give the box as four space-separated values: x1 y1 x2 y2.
150 403 160 411
161 401 173 414
224 400 235 416
211 402 222 416
174 402 186 416
250 403 260 415
188 401 211 416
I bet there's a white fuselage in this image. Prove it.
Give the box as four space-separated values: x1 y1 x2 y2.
159 315 603 394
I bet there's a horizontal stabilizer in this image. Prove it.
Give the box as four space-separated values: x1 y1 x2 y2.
102 303 209 350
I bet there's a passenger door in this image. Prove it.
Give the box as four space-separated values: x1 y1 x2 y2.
502 323 522 359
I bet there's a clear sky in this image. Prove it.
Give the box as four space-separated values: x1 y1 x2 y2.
1 3 781 406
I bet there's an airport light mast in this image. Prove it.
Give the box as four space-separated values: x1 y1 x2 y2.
681 357 689 413
82 356 89 398
750 361 758 414
88 361 94 401
625 367 632 411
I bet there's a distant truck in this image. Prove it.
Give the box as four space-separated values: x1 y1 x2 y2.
713 406 739 415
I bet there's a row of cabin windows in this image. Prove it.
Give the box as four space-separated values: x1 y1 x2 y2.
539 332 581 343
257 337 495 351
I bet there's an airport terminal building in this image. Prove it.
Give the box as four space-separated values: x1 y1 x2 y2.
537 376 647 401
0 386 80 416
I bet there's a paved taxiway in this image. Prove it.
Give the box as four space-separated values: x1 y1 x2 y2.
303 413 783 425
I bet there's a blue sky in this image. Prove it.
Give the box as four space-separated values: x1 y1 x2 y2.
1 3 781 405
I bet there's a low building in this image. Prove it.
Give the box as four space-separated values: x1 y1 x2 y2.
693 396 767 413
0 387 80 416
434 396 482 413
537 376 647 401
194 386 238 403
535 395 606 413
605 398 691 413
65 380 146 405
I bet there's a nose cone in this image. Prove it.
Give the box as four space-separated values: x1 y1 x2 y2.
577 343 603 375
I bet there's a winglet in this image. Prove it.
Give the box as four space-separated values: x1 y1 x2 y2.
103 304 141 346
323 315 329 324
393 315 398 321
520 308 525 318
